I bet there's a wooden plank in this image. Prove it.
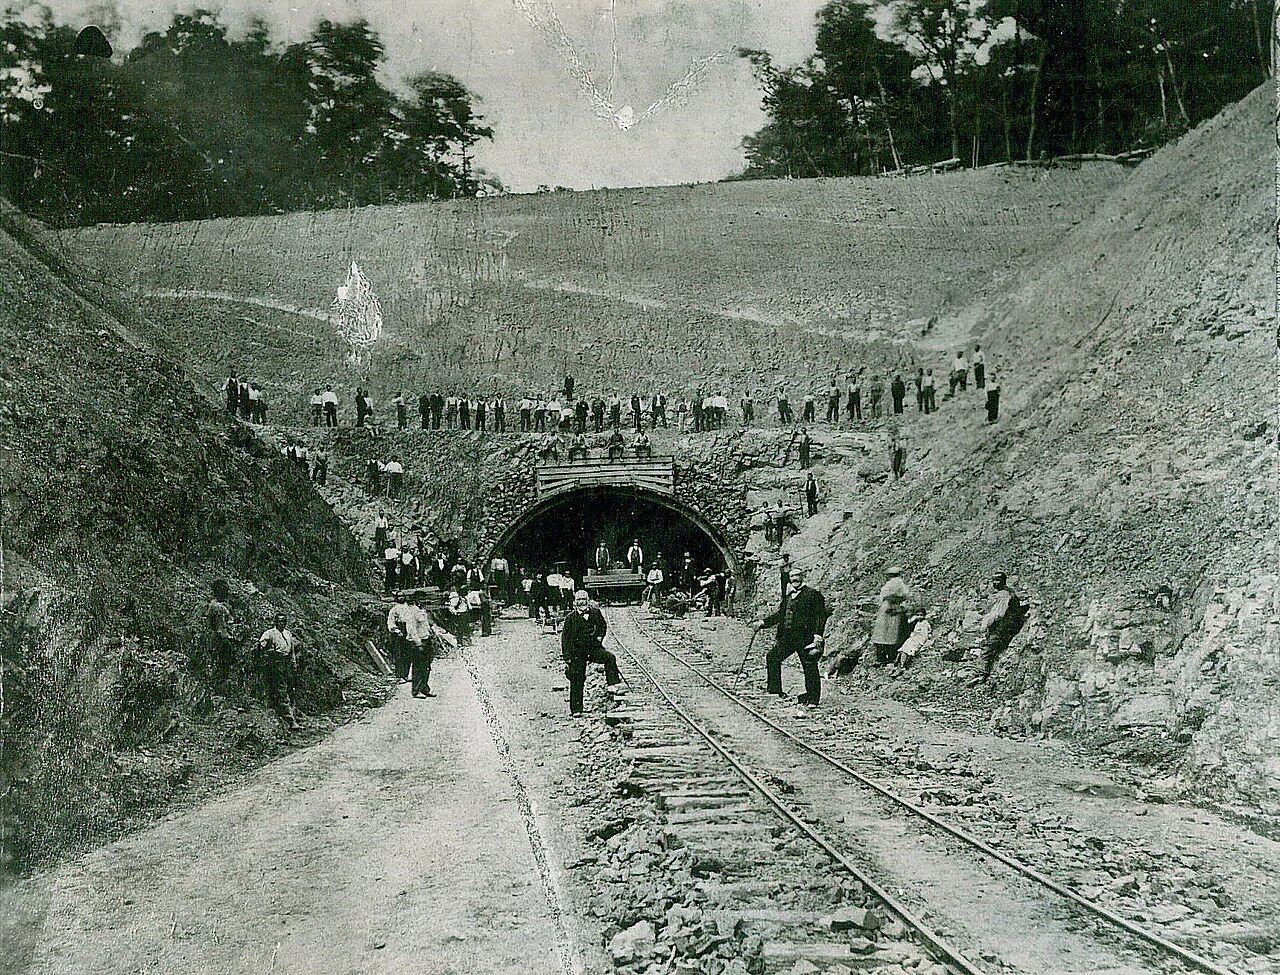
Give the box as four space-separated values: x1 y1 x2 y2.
363 639 392 676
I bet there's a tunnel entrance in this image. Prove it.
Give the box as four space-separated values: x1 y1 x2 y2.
490 486 738 587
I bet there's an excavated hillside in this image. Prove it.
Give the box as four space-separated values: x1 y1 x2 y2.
0 205 380 872
56 85 1274 817
67 167 1123 408
789 82 1277 814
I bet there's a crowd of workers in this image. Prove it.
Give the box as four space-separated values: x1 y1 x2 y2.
201 548 1023 726
226 345 1001 441
207 347 1021 727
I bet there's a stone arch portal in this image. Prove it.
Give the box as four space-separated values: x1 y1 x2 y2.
486 485 742 585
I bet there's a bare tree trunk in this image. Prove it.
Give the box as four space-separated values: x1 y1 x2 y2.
949 91 960 160
1026 47 1047 162
1250 0 1269 80
875 70 903 170
1150 26 1190 125
1158 64 1168 128
1001 74 1013 162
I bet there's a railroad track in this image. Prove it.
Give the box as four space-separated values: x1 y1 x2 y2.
598 633 983 974
605 607 1244 975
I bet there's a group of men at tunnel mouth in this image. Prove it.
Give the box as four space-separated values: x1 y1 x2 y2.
201 550 1023 728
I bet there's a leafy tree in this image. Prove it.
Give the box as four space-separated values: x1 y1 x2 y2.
739 0 1273 178
0 8 496 223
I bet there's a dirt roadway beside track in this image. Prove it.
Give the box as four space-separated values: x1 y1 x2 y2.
0 651 570 975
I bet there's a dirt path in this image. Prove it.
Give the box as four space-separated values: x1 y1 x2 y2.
1 652 571 975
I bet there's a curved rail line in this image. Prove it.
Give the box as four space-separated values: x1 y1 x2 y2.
621 608 1240 975
608 622 990 975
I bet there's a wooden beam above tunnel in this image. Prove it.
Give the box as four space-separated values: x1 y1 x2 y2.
536 457 675 498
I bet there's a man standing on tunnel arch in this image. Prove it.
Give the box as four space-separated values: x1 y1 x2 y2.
753 566 828 705
562 590 622 715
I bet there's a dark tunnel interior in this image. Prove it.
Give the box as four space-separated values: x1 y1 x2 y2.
494 488 730 586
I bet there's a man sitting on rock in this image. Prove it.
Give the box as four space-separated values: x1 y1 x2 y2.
976 571 1024 682
633 430 652 458
607 428 626 461
561 590 621 715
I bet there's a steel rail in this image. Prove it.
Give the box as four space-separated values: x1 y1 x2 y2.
625 610 1240 975
607 626 990 975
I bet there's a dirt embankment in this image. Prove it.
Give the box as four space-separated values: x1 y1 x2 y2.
0 206 381 873
66 167 1123 408
770 83 1277 814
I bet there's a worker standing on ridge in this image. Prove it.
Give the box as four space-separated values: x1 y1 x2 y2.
985 372 1001 423
322 386 339 427
804 472 819 516
561 590 622 715
826 379 840 423
393 392 408 430
950 350 969 396
258 612 301 730
203 579 238 685
754 566 828 705
973 344 986 388
798 428 812 469
891 373 907 415
385 457 404 499
225 374 239 416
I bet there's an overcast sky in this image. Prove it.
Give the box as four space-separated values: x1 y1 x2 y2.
50 0 826 192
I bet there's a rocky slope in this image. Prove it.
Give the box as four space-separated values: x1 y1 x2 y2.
0 205 379 872
782 82 1277 814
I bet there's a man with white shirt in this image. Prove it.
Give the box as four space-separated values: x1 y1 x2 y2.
257 612 301 729
972 344 986 388
626 540 644 574
309 389 323 426
385 458 404 499
383 542 400 593
950 350 968 395
406 595 441 697
519 396 533 432
318 386 337 427
386 593 414 682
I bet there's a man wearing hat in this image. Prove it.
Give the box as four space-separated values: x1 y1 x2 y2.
753 566 829 704
979 572 1024 681
257 612 301 730
561 590 622 714
872 567 912 666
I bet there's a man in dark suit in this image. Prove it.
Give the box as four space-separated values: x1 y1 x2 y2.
753 566 828 704
561 590 621 714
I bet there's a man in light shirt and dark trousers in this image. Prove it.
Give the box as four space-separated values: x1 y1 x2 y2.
258 613 301 730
